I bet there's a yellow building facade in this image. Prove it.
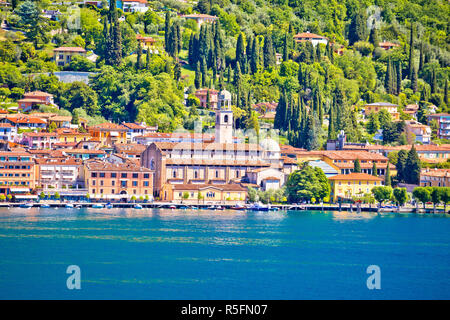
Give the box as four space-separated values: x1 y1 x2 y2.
328 172 384 201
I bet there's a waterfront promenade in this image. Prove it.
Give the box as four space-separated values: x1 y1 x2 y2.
0 201 447 214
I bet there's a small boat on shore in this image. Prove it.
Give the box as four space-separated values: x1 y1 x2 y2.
248 203 269 211
133 204 143 209
20 202 34 208
92 203 104 209
215 206 224 210
231 205 246 210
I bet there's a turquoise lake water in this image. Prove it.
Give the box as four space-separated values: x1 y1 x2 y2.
0 208 448 299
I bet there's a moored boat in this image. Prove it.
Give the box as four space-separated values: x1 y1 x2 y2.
40 203 50 208
248 203 269 211
92 203 104 209
133 204 143 209
20 202 34 208
65 203 74 208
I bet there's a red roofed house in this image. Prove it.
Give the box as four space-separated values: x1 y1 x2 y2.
18 91 55 112
194 88 218 109
294 31 328 46
21 132 58 149
88 123 128 146
136 34 156 49
182 14 218 27
53 47 87 66
379 41 400 50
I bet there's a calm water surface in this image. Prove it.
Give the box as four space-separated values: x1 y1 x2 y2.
0 208 448 299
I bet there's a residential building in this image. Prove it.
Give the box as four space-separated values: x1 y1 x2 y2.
113 143 146 159
56 128 91 143
404 120 432 144
420 169 450 187
0 123 17 141
194 88 219 109
427 113 450 140
0 151 37 195
246 167 285 191
21 132 58 149
328 172 384 201
62 148 106 160
160 183 247 205
1 115 47 130
53 47 87 66
117 0 149 13
364 102 400 121
36 157 83 189
379 41 400 50
83 159 154 200
293 32 328 46
122 122 157 142
17 91 55 112
182 14 218 27
136 34 156 48
88 123 128 146
48 115 88 129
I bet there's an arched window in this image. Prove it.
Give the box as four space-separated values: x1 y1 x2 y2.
150 159 155 170
224 115 228 123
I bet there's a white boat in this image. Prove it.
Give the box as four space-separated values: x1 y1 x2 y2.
248 203 269 211
134 204 143 209
40 203 50 208
20 202 34 208
92 203 104 209
105 204 113 209
65 203 74 208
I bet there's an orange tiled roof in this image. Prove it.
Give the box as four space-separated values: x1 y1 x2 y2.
328 172 383 181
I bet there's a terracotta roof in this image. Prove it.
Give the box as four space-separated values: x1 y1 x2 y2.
23 132 57 137
323 151 388 161
5 116 46 124
328 173 383 181
53 47 86 52
365 102 398 107
0 123 13 128
333 162 395 170
182 14 218 19
379 41 400 47
114 143 146 155
24 91 53 97
62 148 106 154
122 122 146 130
56 128 90 135
89 123 127 131
262 176 281 181
84 159 153 172
294 32 327 39
421 169 450 178
36 157 82 166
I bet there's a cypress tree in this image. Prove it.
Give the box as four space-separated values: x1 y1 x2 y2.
195 61 201 89
372 162 377 176
406 145 421 184
316 44 321 61
385 58 393 94
369 27 379 48
283 33 288 61
206 90 211 108
233 62 242 88
250 37 258 74
236 33 245 71
174 62 181 82
408 23 414 80
146 49 151 69
263 34 276 68
201 57 208 87
274 90 287 130
411 66 418 93
103 17 110 64
445 79 448 106
419 42 424 73
136 42 142 70
431 68 437 94
297 63 303 87
384 164 391 187
227 66 232 83
327 104 336 140
396 149 408 183
305 112 318 151
348 9 368 45
164 11 171 49
354 159 361 173
396 61 402 94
